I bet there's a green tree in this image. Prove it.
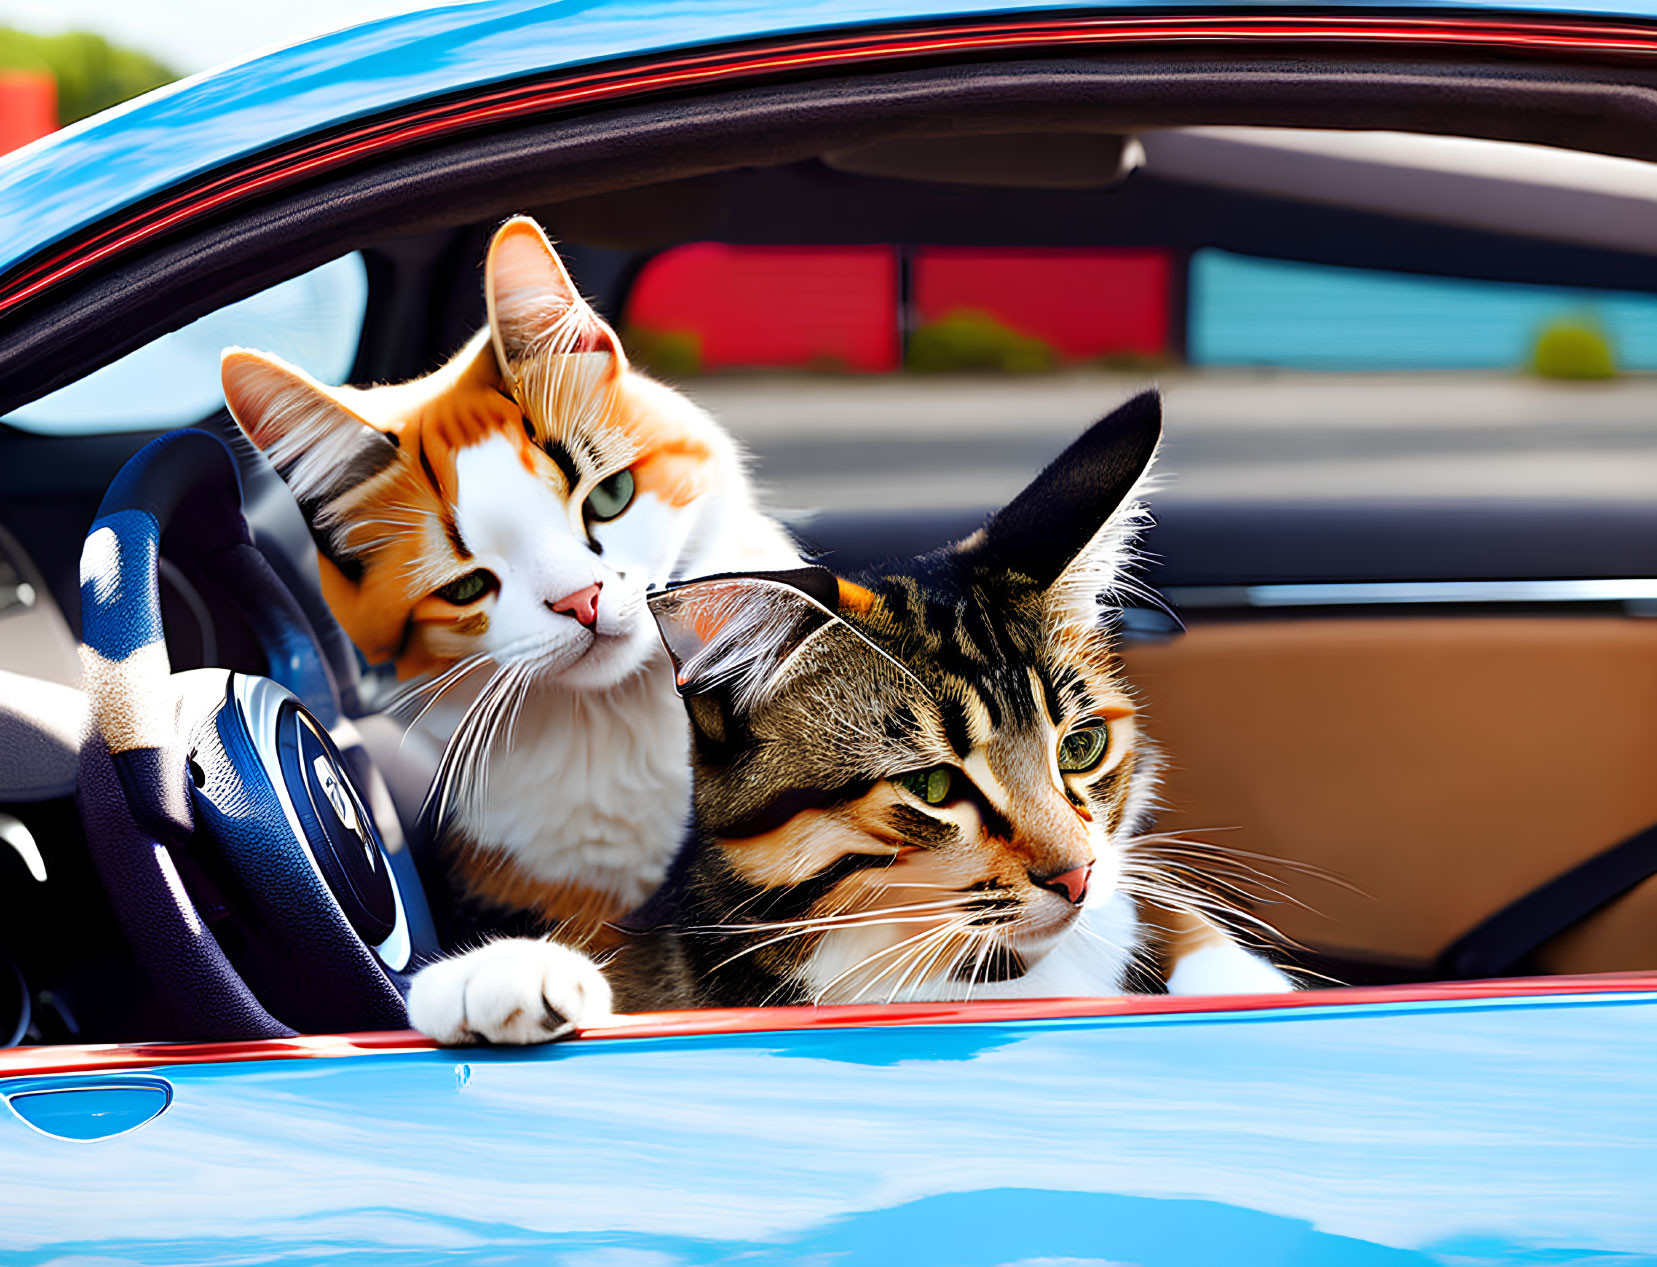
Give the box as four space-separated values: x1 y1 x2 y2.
0 26 176 126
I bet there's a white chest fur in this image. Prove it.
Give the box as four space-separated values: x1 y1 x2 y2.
448 651 692 909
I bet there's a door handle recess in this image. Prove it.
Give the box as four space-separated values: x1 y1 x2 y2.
2 1074 172 1141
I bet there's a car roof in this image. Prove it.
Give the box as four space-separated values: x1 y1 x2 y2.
0 0 1654 283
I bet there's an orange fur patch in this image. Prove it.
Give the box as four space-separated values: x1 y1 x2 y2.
721 791 907 889
449 840 632 950
420 389 521 477
1142 904 1237 974
836 578 876 615
631 437 713 508
819 845 984 916
690 602 729 647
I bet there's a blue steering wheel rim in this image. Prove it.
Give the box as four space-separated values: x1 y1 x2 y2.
82 428 339 742
77 428 416 1040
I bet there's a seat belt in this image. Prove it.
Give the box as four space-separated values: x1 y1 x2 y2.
1437 819 1657 979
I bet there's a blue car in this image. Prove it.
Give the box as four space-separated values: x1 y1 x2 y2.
3 1 1657 1261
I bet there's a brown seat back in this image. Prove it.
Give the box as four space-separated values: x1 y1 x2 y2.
1122 616 1657 971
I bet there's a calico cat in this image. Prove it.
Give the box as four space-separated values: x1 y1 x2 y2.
221 216 798 946
408 389 1292 1044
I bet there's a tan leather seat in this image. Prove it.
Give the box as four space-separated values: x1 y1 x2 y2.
1121 617 1657 974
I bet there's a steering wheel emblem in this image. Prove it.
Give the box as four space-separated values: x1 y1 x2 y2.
265 691 400 951
310 754 375 872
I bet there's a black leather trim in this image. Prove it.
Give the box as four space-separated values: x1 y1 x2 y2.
77 730 294 1041
1438 821 1657 980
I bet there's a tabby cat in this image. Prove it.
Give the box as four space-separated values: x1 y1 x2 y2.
221 216 798 946
408 389 1292 1043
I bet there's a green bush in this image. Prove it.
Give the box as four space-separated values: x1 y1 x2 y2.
1531 316 1617 380
0 26 176 126
622 324 703 378
905 309 1056 374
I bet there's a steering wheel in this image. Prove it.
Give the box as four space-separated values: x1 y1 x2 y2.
77 429 428 1040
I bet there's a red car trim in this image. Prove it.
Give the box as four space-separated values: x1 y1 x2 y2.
4 971 1655 1079
6 11 1657 321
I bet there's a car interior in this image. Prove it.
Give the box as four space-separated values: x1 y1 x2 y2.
5 63 1657 1046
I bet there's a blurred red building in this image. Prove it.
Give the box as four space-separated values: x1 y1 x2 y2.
0 71 56 154
625 243 1174 372
912 247 1171 361
627 244 900 372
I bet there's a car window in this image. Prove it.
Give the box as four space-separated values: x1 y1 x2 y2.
617 235 1657 518
3 252 367 435
604 208 1657 995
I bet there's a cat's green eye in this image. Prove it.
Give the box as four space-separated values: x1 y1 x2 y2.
1057 722 1109 774
585 468 636 522
894 766 953 806
434 569 496 606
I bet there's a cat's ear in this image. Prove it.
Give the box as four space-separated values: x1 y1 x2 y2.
955 388 1160 614
220 347 402 530
485 216 623 386
649 567 843 707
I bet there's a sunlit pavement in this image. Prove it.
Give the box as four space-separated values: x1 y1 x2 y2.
681 370 1657 514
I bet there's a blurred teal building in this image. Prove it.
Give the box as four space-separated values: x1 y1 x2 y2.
1190 249 1657 370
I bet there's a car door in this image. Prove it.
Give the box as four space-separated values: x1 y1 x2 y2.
3 983 1655 1264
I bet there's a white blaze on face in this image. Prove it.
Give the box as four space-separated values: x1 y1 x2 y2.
452 434 599 653
448 433 700 687
592 488 697 590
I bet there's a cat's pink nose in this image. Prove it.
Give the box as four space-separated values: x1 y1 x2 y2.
548 582 602 626
1032 864 1090 906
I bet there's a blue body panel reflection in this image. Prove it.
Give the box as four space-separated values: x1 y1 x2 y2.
6 0 1657 284
2 992 1655 1264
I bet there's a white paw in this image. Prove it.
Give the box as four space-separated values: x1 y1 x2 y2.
407 937 614 1045
1166 941 1297 996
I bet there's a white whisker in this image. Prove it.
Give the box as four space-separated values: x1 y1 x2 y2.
686 897 968 936
824 917 973 1004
